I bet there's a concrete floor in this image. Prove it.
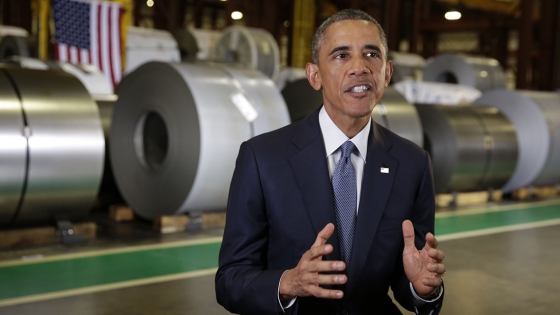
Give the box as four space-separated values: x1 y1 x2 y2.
1 201 560 315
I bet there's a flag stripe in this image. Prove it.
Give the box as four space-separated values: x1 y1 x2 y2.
111 4 122 83
107 3 116 86
90 2 99 70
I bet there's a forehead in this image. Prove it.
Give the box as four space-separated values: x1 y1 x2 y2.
321 20 382 51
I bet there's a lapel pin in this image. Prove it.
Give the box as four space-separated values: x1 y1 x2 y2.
380 167 389 174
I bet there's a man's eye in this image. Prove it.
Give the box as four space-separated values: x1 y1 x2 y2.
335 53 347 59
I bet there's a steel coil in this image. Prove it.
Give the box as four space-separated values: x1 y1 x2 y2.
475 90 560 192
423 53 506 92
0 70 27 227
416 104 517 193
110 62 290 219
173 29 199 62
372 87 424 147
0 66 105 226
212 26 280 81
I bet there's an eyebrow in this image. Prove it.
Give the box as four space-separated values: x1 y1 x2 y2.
327 44 383 57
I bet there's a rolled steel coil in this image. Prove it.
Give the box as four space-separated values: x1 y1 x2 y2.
388 51 425 83
475 90 560 192
4 57 119 205
371 87 424 147
173 29 199 62
415 104 518 194
0 66 105 226
423 53 506 92
110 62 290 219
0 70 27 227
212 26 280 81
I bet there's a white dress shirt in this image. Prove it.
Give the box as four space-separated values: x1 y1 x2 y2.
319 106 370 212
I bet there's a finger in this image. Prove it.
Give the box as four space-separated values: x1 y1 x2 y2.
308 286 344 299
303 273 347 286
402 220 416 253
427 248 445 262
426 262 446 275
425 232 439 249
305 260 346 273
422 277 443 287
313 223 335 247
304 244 334 261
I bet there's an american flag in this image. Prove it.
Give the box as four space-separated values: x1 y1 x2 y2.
53 0 123 86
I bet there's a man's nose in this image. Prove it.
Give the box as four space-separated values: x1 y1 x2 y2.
350 57 370 76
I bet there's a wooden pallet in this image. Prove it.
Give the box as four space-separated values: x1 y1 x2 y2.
511 185 560 200
153 212 227 234
108 205 135 222
0 222 96 250
436 190 503 208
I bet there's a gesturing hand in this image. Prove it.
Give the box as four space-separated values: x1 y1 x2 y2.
402 220 446 297
279 223 347 300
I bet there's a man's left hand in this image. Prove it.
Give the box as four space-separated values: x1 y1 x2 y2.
402 220 446 297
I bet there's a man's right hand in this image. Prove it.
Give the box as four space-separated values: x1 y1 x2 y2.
279 223 347 300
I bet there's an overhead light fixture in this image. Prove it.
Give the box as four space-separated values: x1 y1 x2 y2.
231 11 243 20
146 0 154 7
445 11 461 20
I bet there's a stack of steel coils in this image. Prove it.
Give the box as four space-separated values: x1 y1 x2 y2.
423 54 506 92
110 62 290 219
475 90 560 192
0 66 105 227
415 104 518 194
212 26 280 81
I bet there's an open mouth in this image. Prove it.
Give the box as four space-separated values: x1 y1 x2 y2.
346 83 372 94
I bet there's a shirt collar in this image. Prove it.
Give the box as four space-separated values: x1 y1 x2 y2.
318 106 370 162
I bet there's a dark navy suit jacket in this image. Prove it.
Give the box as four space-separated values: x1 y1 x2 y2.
216 107 442 315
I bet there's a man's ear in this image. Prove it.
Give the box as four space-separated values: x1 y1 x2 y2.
306 62 322 91
384 59 393 87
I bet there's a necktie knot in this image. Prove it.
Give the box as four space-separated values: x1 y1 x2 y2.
340 141 356 159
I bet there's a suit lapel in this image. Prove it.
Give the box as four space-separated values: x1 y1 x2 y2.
289 109 341 261
345 122 399 297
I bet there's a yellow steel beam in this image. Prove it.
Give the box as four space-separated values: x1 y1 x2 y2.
291 0 315 67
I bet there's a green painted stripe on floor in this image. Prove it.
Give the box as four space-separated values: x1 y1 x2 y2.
0 243 220 300
0 202 559 302
435 203 560 235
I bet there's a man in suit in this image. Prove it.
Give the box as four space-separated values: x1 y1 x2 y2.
216 9 445 315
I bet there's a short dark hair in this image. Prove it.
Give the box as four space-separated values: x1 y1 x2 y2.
311 9 388 64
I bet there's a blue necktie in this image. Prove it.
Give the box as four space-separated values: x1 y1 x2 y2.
332 140 357 267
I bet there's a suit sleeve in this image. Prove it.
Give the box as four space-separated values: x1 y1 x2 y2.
215 141 286 315
390 150 444 314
